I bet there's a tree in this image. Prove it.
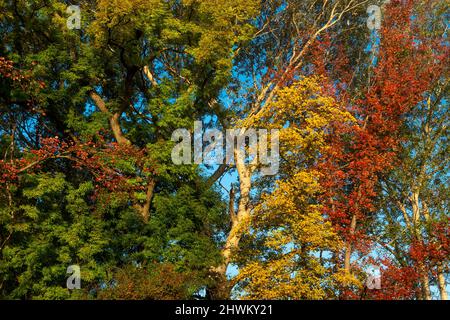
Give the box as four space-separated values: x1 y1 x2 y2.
211 0 369 298
0 0 257 299
234 77 357 299
372 0 449 300
318 0 449 299
0 0 448 301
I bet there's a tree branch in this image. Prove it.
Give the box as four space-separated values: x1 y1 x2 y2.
89 91 131 145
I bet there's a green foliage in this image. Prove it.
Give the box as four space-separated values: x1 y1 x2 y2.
0 0 257 299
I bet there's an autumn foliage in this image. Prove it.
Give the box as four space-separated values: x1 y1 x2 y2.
0 0 448 300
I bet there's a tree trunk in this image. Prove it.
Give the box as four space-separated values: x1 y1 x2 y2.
410 191 431 300
89 90 157 222
420 262 432 300
344 213 357 273
210 148 252 299
437 262 448 300
134 179 156 223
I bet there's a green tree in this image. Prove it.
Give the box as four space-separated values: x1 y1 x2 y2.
0 0 257 299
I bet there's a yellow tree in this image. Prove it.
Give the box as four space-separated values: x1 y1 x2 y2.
235 77 358 299
215 0 369 299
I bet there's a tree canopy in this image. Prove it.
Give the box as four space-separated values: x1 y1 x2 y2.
0 0 448 300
